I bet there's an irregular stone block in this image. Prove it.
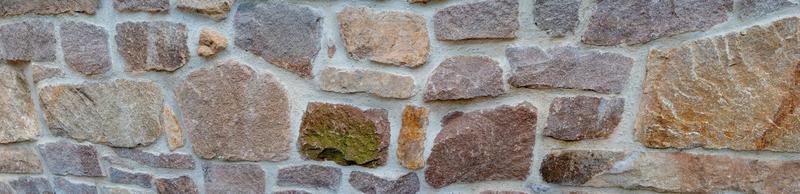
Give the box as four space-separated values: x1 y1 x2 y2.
154 176 199 194
534 0 579 37
0 65 39 143
113 148 195 169
397 106 427 170
337 6 429 67
433 0 519 40
507 46 633 94
203 163 265 194
60 21 111 75
277 165 342 190
0 20 56 62
10 177 53 194
425 102 537 188
113 0 169 12
162 106 184 151
38 79 164 147
636 17 800 152
543 96 624 141
176 60 291 161
0 146 42 174
0 0 98 16
299 102 390 167
582 0 732 45
197 28 227 57
102 186 155 194
234 2 322 78
54 177 97 194
38 141 102 177
177 0 235 21
320 67 415 99
116 21 189 72
349 171 419 194
110 167 153 188
424 56 505 101
31 64 64 84
737 0 796 19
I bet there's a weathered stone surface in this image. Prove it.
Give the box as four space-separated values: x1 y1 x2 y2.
31 64 64 84
507 46 633 94
544 96 624 141
337 7 429 67
110 167 153 188
0 20 56 62
349 171 419 194
176 60 291 161
397 106 427 170
277 165 342 190
583 0 732 46
54 177 97 194
320 67 415 99
113 148 195 169
204 163 265 194
424 56 505 101
197 28 227 57
737 0 796 19
637 17 800 152
425 102 537 188
177 0 234 21
0 0 98 16
116 21 189 72
154 176 199 194
234 2 322 78
102 186 155 194
0 146 42 174
0 182 12 194
113 0 169 12
162 106 184 151
408 0 430 3
299 103 390 167
60 21 111 75
433 0 519 40
10 177 53 194
38 79 164 147
534 0 579 37
479 191 529 194
0 65 39 143
273 190 312 194
540 150 800 193
37 141 102 177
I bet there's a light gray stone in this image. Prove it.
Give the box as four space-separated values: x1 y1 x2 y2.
113 148 195 169
0 146 42 174
737 0 797 19
109 167 153 188
203 163 265 194
320 67 415 99
9 177 53 194
277 165 342 190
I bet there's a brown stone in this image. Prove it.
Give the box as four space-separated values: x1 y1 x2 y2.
197 28 227 57
54 177 97 194
154 176 199 194
507 46 633 94
636 17 800 152
109 167 153 188
397 106 427 170
349 171 419 194
30 64 64 84
60 21 111 75
534 0 579 37
113 0 169 12
203 162 265 194
543 96 624 141
162 106 184 151
424 56 505 101
425 102 537 188
113 148 195 169
337 6 429 67
0 65 39 143
434 0 519 40
10 177 53 194
737 0 796 19
38 141 103 177
177 0 235 21
0 0 98 16
319 67 415 99
277 165 342 190
0 20 56 62
176 60 291 161
298 103 390 167
0 146 42 174
115 21 189 72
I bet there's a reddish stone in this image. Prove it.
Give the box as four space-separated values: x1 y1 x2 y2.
60 21 111 75
349 171 419 194
154 176 198 194
37 141 103 177
424 56 505 101
0 0 98 16
113 0 169 12
115 21 189 72
543 96 624 141
0 20 56 62
434 0 519 40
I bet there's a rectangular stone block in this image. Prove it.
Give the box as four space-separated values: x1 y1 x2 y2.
320 67 415 99
0 0 99 16
0 20 56 62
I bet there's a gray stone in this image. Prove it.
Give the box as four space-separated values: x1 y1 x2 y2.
349 171 419 194
0 0 99 16
113 0 169 12
337 6 430 67
737 0 797 19
0 65 39 143
176 60 291 161
177 0 235 21
37 141 102 177
298 103 390 167
60 21 111 75
30 64 64 84
0 20 56 62
154 176 199 194
273 191 312 194
424 56 505 101
113 148 195 169
543 96 624 141
534 0 579 37
0 146 42 174
320 67 415 99
10 177 53 194
433 0 519 40
203 163 265 194
234 2 322 78
109 167 153 188
54 177 97 194
116 21 189 72
102 186 155 194
277 165 342 190
0 182 12 194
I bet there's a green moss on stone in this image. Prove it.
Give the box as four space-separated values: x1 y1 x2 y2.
299 103 383 167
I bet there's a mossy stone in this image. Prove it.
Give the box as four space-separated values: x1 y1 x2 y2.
299 102 389 167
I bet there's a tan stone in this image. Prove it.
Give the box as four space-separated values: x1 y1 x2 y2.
0 65 39 143
319 67 415 99
30 64 64 84
0 146 42 174
162 106 184 151
397 106 427 170
177 0 235 21
337 7 429 67
197 28 227 57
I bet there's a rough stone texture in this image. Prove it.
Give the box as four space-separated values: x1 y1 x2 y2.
109 167 153 188
273 190 312 194
397 106 427 170
582 0 732 46
424 56 505 101
177 0 235 21
425 102 537 188
543 96 624 141
38 79 164 147
277 164 342 190
507 46 633 94
0 65 39 143
0 0 98 16
0 20 56 62
37 141 102 177
102 186 155 194
154 176 199 194
299 102 390 167
0 146 42 174
197 28 227 57
116 21 189 72
433 0 519 40
234 2 322 78
320 67 415 99
349 171 420 194
54 177 98 194
60 21 111 75
0 182 12 194
162 106 184 151
31 64 64 84
337 7 429 67
9 177 54 194
176 60 291 161
540 150 800 193
636 17 800 152
113 148 195 169
533 0 579 37
113 0 169 12
737 0 796 19
204 163 265 194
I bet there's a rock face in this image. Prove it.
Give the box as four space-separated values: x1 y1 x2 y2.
234 2 322 78
582 0 732 46
349 171 420 194
424 56 505 101
0 65 39 143
534 0 579 37
60 21 111 75
397 106 427 170
0 146 42 174
113 148 195 169
176 60 291 161
320 67 415 99
9 177 54 194
0 0 99 16
544 96 624 141
31 64 64 84
636 17 800 152
737 0 796 19
38 79 163 147
162 106 184 151
425 102 537 188
337 7 429 67
38 141 103 177
177 0 235 21
298 103 390 167
154 176 199 194
109 167 153 188
203 163 265 194
113 0 169 12
197 28 227 57
507 46 633 94
54 177 97 194
434 0 519 40
277 165 342 190
115 21 189 72
0 20 56 62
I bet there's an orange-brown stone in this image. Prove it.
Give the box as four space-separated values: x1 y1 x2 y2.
397 106 427 170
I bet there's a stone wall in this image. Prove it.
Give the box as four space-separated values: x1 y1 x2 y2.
1 0 799 193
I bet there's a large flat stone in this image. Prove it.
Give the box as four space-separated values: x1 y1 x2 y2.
0 146 42 174
434 0 519 40
0 20 56 62
0 0 99 16
349 171 419 194
154 176 199 194
54 177 97 194
113 148 195 169
276 164 342 190
38 141 103 177
636 17 800 152
204 163 265 194
60 21 111 75
177 0 235 21
534 0 579 37
397 106 427 170
337 7 429 67
176 60 291 161
116 21 189 72
9 177 53 194
113 0 169 12
0 65 39 143
737 0 796 19
543 96 624 141
424 56 505 101
320 67 415 99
